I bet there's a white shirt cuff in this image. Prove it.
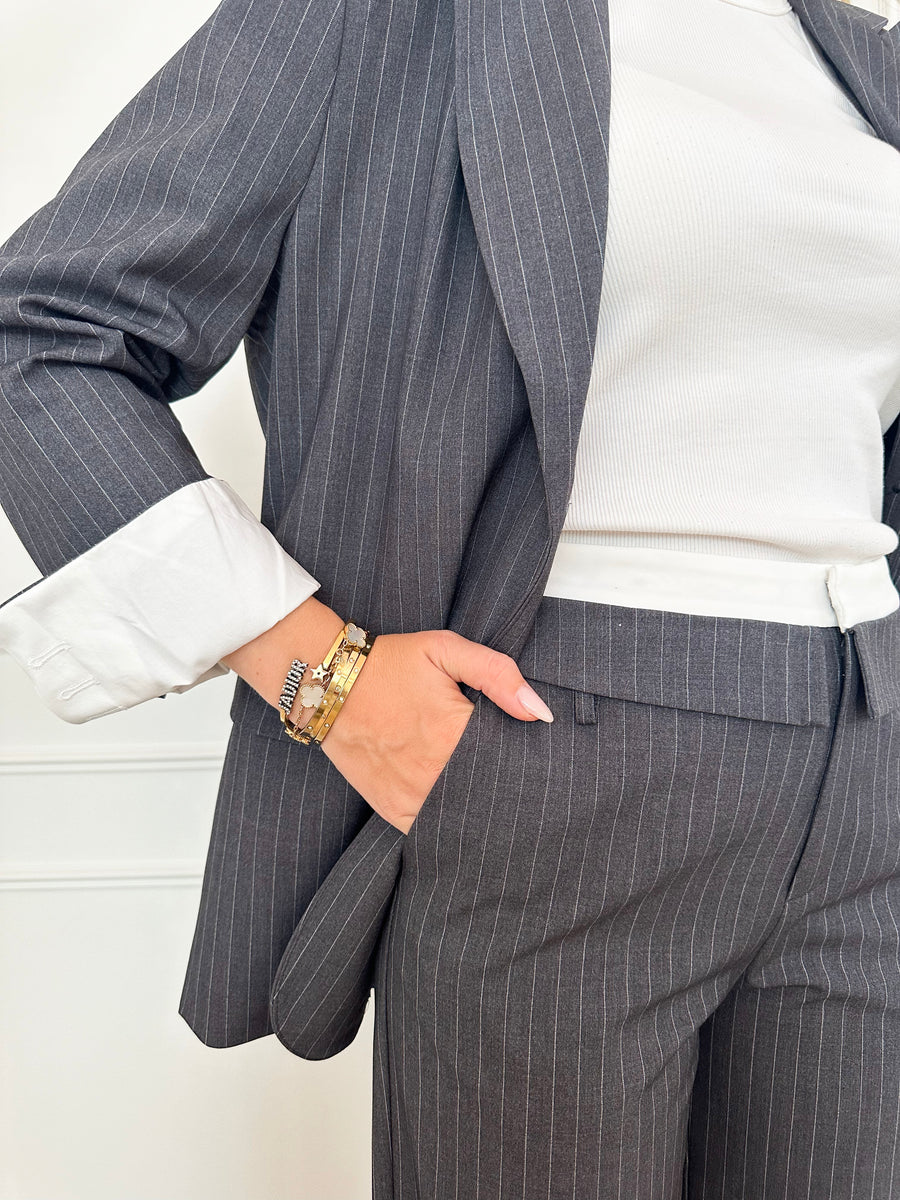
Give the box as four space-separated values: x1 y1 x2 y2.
0 478 321 723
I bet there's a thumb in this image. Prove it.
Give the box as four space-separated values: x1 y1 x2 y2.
429 631 555 724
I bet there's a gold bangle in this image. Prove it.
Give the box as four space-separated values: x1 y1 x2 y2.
305 641 371 744
279 622 373 745
279 622 362 741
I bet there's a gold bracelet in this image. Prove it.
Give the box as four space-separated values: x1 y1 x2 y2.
304 641 372 744
279 621 373 745
291 641 371 746
279 628 347 744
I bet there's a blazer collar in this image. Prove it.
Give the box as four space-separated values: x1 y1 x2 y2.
455 0 900 538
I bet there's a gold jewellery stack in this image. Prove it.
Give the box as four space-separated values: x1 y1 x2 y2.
277 621 374 746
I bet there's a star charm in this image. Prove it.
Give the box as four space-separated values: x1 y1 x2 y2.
311 663 329 682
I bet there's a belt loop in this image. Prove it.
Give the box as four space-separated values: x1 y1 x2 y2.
574 690 598 725
825 566 850 633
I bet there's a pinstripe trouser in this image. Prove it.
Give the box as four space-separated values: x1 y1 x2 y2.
370 595 900 1200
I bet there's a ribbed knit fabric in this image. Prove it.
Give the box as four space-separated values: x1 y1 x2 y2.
547 0 900 619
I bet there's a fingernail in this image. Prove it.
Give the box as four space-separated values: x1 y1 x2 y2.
516 684 554 723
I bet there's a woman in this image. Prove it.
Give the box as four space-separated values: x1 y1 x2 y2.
1 0 899 1195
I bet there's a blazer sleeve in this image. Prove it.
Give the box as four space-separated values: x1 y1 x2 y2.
0 0 345 721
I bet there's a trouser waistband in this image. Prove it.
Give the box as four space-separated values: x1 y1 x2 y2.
516 594 900 723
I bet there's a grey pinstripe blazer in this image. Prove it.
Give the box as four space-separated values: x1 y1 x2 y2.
1 0 899 1053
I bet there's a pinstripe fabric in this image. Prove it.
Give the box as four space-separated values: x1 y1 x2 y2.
518 597 842 725
688 630 900 1197
271 811 405 1059
1 0 899 1070
181 713 383 1046
0 0 346 569
362 595 900 1198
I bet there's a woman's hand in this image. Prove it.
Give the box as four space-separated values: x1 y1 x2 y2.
320 629 554 834
221 596 554 836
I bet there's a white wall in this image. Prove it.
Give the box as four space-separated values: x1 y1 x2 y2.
0 3 371 1197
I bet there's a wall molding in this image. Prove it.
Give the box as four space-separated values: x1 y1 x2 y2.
0 859 204 891
0 742 228 776
0 746 221 890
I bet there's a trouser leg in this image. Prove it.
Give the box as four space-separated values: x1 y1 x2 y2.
687 630 900 1199
372 672 839 1200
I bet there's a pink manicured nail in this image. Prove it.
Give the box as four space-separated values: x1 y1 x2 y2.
516 685 554 722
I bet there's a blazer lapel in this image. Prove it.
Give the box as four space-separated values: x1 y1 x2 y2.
456 0 900 543
788 0 900 149
454 0 611 536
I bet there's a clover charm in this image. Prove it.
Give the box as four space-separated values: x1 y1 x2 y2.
299 682 326 708
346 623 367 647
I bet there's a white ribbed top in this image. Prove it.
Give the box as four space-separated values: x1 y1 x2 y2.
544 0 900 628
